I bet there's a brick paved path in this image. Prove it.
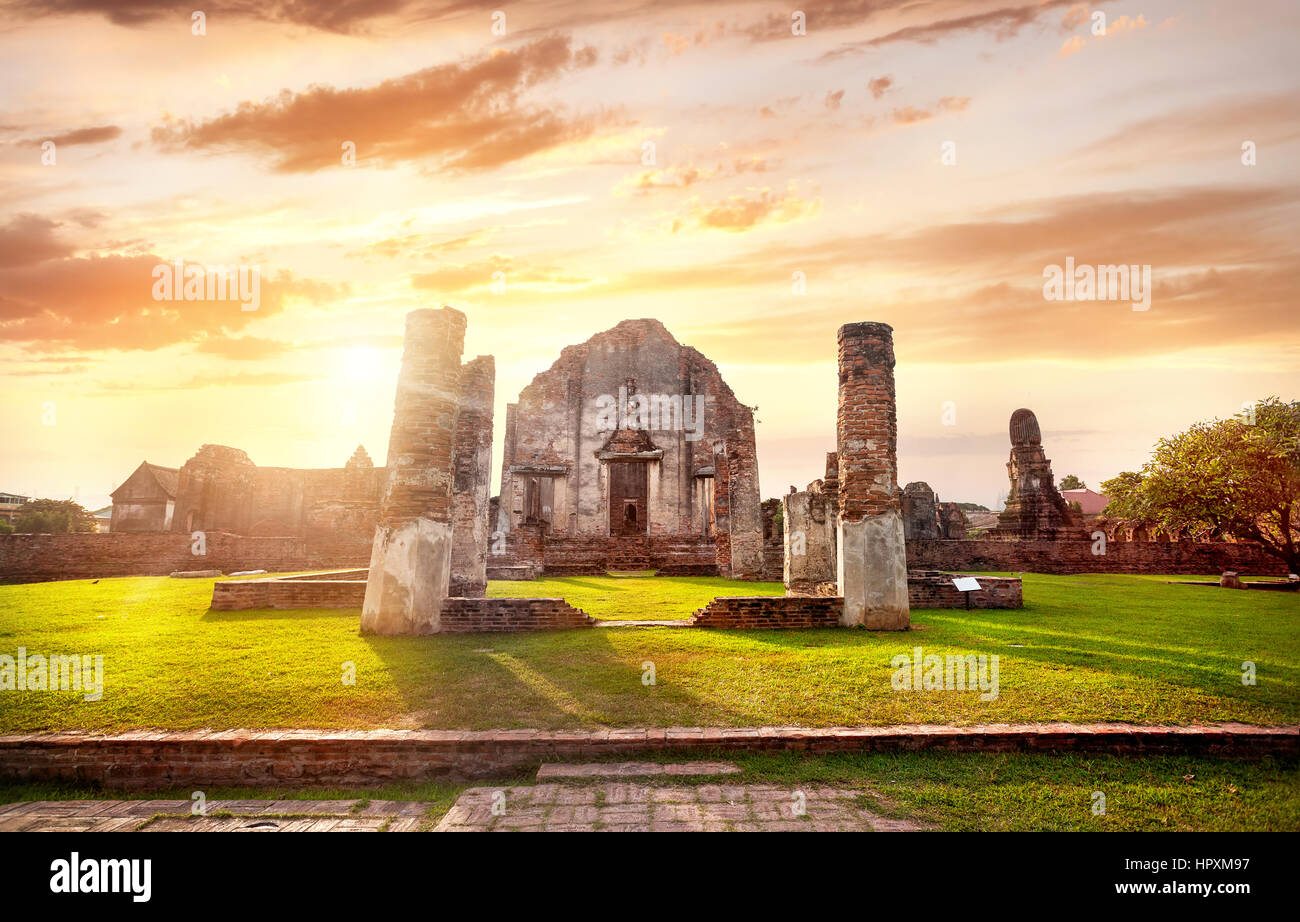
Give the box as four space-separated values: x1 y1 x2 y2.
0 762 928 832
0 799 428 832
435 783 923 832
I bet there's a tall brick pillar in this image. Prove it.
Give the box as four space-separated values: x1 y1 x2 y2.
449 355 495 598
362 307 466 634
836 322 909 629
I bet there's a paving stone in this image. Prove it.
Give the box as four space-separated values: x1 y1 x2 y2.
6 787 923 832
537 761 740 780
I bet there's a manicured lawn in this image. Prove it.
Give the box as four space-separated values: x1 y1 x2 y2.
487 571 783 619
1 752 1293 831
0 572 1296 731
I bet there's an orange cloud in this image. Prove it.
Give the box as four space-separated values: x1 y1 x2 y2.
0 214 75 267
0 250 345 350
151 35 603 173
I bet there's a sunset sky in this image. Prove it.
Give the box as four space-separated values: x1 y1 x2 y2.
2 0 1297 512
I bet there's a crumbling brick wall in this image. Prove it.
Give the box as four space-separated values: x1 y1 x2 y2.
906 538 1288 575
0 532 371 583
449 356 495 597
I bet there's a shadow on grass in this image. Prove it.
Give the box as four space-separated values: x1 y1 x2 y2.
360 625 746 730
200 607 359 622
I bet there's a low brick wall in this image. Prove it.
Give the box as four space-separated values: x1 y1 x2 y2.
1 724 1291 788
906 538 1288 576
211 577 595 631
211 573 367 611
0 531 372 584
907 571 1022 609
689 596 842 628
786 573 1024 609
440 598 596 632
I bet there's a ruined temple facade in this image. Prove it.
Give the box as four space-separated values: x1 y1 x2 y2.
992 408 1079 539
111 445 385 540
497 319 763 579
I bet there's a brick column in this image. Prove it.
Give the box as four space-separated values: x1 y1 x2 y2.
449 355 495 598
836 322 909 629
362 307 466 634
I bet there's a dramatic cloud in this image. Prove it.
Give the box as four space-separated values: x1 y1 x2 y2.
816 0 1116 59
0 214 75 267
151 35 603 173
0 251 345 350
1 0 420 31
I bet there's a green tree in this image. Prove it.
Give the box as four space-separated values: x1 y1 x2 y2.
13 498 97 534
1059 474 1086 491
1101 398 1300 571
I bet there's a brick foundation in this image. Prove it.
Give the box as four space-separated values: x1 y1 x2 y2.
211 571 367 610
440 598 596 632
905 571 1022 608
689 596 842 628
2 724 1291 788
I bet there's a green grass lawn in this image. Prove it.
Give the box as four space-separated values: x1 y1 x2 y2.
0 572 1296 732
2 752 1293 831
486 571 784 619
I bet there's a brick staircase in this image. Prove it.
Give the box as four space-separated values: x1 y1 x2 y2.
606 536 653 571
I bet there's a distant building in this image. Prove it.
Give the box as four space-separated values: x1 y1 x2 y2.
90 506 113 533
1061 488 1110 516
0 491 31 525
108 445 385 539
109 463 179 533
